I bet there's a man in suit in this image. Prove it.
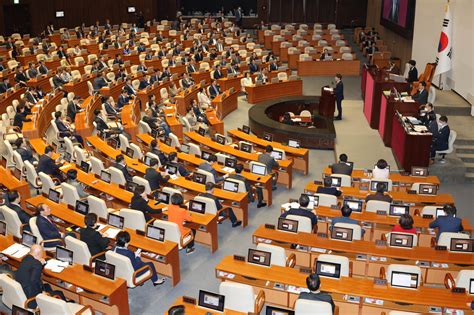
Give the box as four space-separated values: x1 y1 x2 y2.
145 158 169 191
124 78 137 96
316 177 342 197
150 140 168 165
36 203 63 248
150 69 162 84
229 164 266 208
298 273 335 313
334 73 344 120
256 68 268 83
198 154 226 183
187 60 197 73
268 60 278 71
93 72 109 91
419 103 436 126
329 205 365 236
93 109 113 138
114 154 133 182
213 66 223 80
365 182 392 202
27 62 39 79
13 105 32 129
200 182 242 227
227 64 238 76
24 87 38 104
7 190 31 225
429 205 463 241
66 96 82 122
258 145 279 190
208 80 221 99
194 50 204 62
235 7 243 27
330 153 353 175
215 40 224 52
388 0 400 24
80 213 109 260
138 75 151 90
168 152 190 177
37 146 64 181
103 95 120 117
66 169 88 198
15 67 28 87
137 61 148 73
113 54 124 65
0 78 11 94
406 60 418 83
130 185 162 221
280 194 317 229
52 72 66 90
320 48 332 61
15 245 68 308
54 111 84 145
430 115 450 162
412 81 428 104
117 89 130 110
249 60 259 73
38 61 49 75
181 73 194 89
15 138 37 164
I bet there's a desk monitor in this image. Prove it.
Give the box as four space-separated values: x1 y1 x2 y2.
331 226 353 241
251 163 266 175
201 151 212 161
271 150 283 160
143 155 152 166
94 260 115 280
100 170 111 183
343 199 363 212
12 305 34 315
242 125 250 134
240 142 252 153
411 166 428 177
193 172 207 185
125 147 134 159
470 279 474 294
418 184 437 195
48 189 61 203
180 144 190 154
108 213 124 229
22 231 37 247
157 191 170 204
390 271 419 289
0 221 5 236
146 225 165 242
370 180 388 192
247 249 271 267
435 207 447 218
277 217 299 233
164 137 172 146
223 180 239 193
316 261 341 279
189 200 206 214
266 306 295 315
224 157 237 169
288 139 300 148
127 6 136 13
216 134 226 145
55 11 65 18
166 164 178 175
450 238 473 253
263 132 273 142
389 204 409 216
75 200 89 215
56 246 73 265
198 290 225 312
198 127 206 136
329 176 342 187
389 233 414 248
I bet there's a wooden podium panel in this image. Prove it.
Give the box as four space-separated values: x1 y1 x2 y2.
246 80 303 104
319 86 336 119
297 59 360 76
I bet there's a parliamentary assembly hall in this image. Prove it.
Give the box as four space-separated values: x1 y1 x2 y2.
0 0 472 314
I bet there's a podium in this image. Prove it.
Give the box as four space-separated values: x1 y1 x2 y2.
363 67 409 129
318 86 336 119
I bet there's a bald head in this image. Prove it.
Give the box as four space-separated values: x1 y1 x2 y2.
30 244 44 260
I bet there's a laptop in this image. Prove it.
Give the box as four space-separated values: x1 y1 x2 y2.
435 207 447 218
240 142 252 153
418 184 437 195
55 246 74 265
315 260 341 279
164 137 172 146
329 176 342 187
198 127 206 136
263 132 273 142
166 164 178 175
156 191 170 204
146 225 165 242
188 200 206 214
201 151 212 161
242 125 250 134
277 217 298 233
331 226 353 241
411 166 428 177
100 170 112 183
22 231 37 247
247 248 271 267
180 144 190 154
288 139 300 148
223 180 239 193
94 260 115 280
107 213 124 229
193 172 207 184
389 233 414 248
251 163 266 176
143 155 152 166
48 189 61 203
198 290 225 312
389 204 410 216
125 181 138 192
343 199 363 212
75 200 89 215
390 271 419 289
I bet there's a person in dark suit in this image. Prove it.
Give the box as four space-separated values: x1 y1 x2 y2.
167 152 190 177
113 231 165 285
54 111 84 145
298 273 335 313
249 60 259 73
150 140 168 165
181 73 194 89
15 245 67 308
198 154 225 183
229 164 266 208
27 62 39 79
0 78 11 94
114 154 133 182
38 61 49 75
139 75 151 90
117 89 130 110
79 213 109 260
258 145 279 190
329 205 364 236
24 87 38 104
365 182 393 202
412 81 428 104
123 78 137 96
280 194 317 228
93 72 109 91
130 185 163 221
52 72 66 90
93 109 114 138
430 115 450 162
387 58 400 74
187 60 198 73
208 80 221 99
388 0 400 24
316 177 342 197
103 96 120 117
334 73 344 120
7 190 31 225
144 158 169 191
66 96 82 122
200 182 242 227
35 204 63 248
330 153 353 175
320 48 332 61
15 138 37 164
407 60 418 83
36 146 64 181
13 104 32 129
429 205 463 241
213 66 223 80
15 67 28 87
419 103 437 127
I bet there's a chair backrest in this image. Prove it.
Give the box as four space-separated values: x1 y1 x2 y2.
108 167 126 185
133 176 151 195
0 205 23 238
438 232 469 249
87 195 110 220
256 243 287 267
277 72 288 81
105 250 136 287
29 216 44 244
38 172 56 195
342 53 353 60
314 193 337 208
37 293 79 315
119 134 130 152
65 235 91 266
162 187 182 197
24 161 40 188
130 143 143 160
437 130 456 154
153 219 183 248
89 156 105 175
119 208 147 231
454 270 474 289
12 151 24 174
286 214 312 233
294 299 332 315
169 133 180 147
60 182 80 206
386 264 422 287
139 120 152 134
330 174 351 187
219 281 255 313
333 222 362 241
188 143 201 156
73 146 88 166
317 254 350 277
0 274 28 309
193 196 218 215
365 200 390 213
388 232 418 247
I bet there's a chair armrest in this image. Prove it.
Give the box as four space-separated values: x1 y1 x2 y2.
146 218 155 225
285 253 296 268
349 261 353 278
132 264 153 286
379 266 386 280
40 238 64 246
254 289 265 314
89 251 107 267
413 208 421 216
75 305 93 315
430 237 436 248
23 296 38 310
334 305 340 315
444 273 455 289
381 233 387 241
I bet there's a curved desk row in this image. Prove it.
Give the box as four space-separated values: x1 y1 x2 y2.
246 79 303 105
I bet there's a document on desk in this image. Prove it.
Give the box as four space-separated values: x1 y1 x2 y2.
102 227 121 239
323 87 333 92
2 244 30 259
45 259 68 273
221 167 236 173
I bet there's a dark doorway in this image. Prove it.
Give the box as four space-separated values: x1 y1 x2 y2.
3 4 31 36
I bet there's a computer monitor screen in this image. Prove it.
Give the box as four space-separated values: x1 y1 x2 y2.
12 305 34 315
193 173 207 184
146 225 165 242
94 260 115 280
143 156 152 166
389 204 409 216
198 127 206 136
127 6 136 13
198 290 225 312
331 226 353 241
166 164 178 175
343 199 362 212
100 170 111 183
75 200 89 215
266 306 295 315
180 144 190 154
370 180 388 192
22 231 36 247
316 261 341 279
56 246 73 265
242 125 250 134
277 217 298 233
263 132 273 142
224 157 237 168
125 147 134 159
201 151 212 161
450 238 473 253
0 221 6 236
55 11 65 18
223 180 239 193
157 191 170 204
411 166 428 177
389 233 414 248
216 135 226 145
270 150 283 160
48 189 61 203
329 176 342 187
240 142 252 153
247 249 271 267
189 200 206 214
251 163 266 175
390 271 419 289
470 279 474 294
435 208 447 218
288 139 300 148
418 184 437 195
108 213 124 229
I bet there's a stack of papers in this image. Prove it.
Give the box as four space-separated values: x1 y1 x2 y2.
102 227 121 239
45 259 68 273
2 244 30 259
169 174 179 180
323 87 333 92
221 167 235 173
281 202 300 211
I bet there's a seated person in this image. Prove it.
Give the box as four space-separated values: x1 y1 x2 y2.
320 48 332 60
198 154 226 183
229 164 266 208
167 193 195 254
7 190 31 225
281 112 294 125
329 205 364 236
430 115 450 163
13 104 32 130
113 154 133 182
298 273 335 314
93 109 122 139
54 111 84 145
35 203 63 248
257 145 279 190
392 214 417 235
103 96 120 117
330 153 352 175
208 80 221 99
36 146 64 181
113 231 165 286
412 81 428 104
142 109 160 131
279 194 317 228
372 159 389 179
149 140 168 165
80 213 109 260
418 103 436 126
429 204 463 241
240 72 253 93
167 152 190 177
197 87 211 109
144 158 169 191
200 182 241 227
365 182 392 203
15 138 37 164
316 177 342 197
130 185 163 221
66 169 89 198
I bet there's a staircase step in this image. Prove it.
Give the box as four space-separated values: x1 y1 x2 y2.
456 139 474 146
457 153 474 163
455 145 474 154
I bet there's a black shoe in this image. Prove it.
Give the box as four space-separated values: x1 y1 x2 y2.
272 186 277 191
257 202 267 208
334 116 342 120
232 221 242 228
186 247 195 255
153 278 165 286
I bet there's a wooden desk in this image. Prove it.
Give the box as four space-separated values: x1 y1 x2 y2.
246 80 303 105
0 88 25 116
297 60 360 77
215 256 471 313
211 89 238 120
174 85 202 116
23 92 63 139
166 297 245 315
27 75 54 93
218 75 243 92
190 71 211 85
205 108 224 135
64 76 95 99
0 166 30 208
